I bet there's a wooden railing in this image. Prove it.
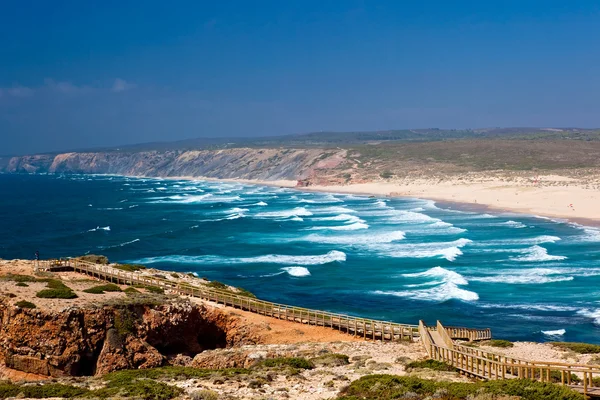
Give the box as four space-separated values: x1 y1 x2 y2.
437 320 455 349
418 320 434 357
427 321 600 396
443 325 492 341
39 259 419 342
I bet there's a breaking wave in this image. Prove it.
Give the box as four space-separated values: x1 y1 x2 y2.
470 268 573 284
303 230 406 245
282 266 311 277
256 207 313 218
132 250 346 266
511 246 567 262
373 266 478 302
88 226 111 232
308 222 369 231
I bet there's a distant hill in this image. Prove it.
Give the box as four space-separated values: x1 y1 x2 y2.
47 127 600 155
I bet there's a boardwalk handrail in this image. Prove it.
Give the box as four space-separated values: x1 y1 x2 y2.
429 321 600 396
39 258 419 342
443 325 492 341
437 320 455 349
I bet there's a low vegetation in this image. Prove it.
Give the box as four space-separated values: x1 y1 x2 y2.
15 300 36 308
114 263 146 272
485 339 514 348
0 383 88 399
338 374 585 400
550 341 600 354
78 254 109 264
205 280 256 298
311 353 350 367
35 279 77 299
83 283 122 294
405 359 458 372
133 284 164 294
259 357 314 370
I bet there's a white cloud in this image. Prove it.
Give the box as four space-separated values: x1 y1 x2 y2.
111 78 136 93
1 86 35 97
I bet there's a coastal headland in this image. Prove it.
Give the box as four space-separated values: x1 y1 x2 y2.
0 257 595 399
4 131 600 223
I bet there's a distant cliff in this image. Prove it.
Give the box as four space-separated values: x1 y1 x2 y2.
1 148 347 181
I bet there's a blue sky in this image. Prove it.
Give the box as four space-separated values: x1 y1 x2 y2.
1 1 599 154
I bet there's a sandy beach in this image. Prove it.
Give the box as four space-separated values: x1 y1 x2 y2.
169 173 600 225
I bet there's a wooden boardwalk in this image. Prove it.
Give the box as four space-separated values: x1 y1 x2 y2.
420 321 600 397
39 258 600 397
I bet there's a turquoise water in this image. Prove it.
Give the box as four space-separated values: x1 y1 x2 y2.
1 174 600 343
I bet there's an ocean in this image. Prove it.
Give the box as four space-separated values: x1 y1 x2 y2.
1 173 599 343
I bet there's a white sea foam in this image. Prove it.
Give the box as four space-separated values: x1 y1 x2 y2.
477 303 579 312
303 230 406 245
577 309 600 325
282 266 311 277
128 204 139 208
253 201 268 206
542 329 566 336
132 250 346 266
312 214 362 223
511 246 567 262
229 207 249 213
502 220 527 228
256 207 313 218
156 187 167 191
88 226 111 232
289 216 304 222
98 207 123 210
374 266 478 302
372 238 472 261
308 222 369 231
99 238 140 250
299 194 342 204
311 206 357 214
470 268 573 284
471 235 562 246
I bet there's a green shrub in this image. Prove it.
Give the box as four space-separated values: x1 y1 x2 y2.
78 254 109 264
0 382 89 399
3 274 38 283
206 281 228 290
35 279 77 299
550 370 581 383
338 375 585 400
551 341 600 354
236 286 256 298
486 339 514 348
191 389 219 400
170 273 180 279
102 366 250 383
114 263 146 272
15 300 36 309
36 289 78 299
260 357 314 370
380 170 394 179
405 359 458 372
124 287 140 295
143 285 164 294
15 282 28 287
83 284 122 294
132 284 164 294
311 353 350 367
92 379 182 400
114 309 137 335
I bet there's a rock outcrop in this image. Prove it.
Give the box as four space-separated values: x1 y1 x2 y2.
0 299 260 377
2 148 347 181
